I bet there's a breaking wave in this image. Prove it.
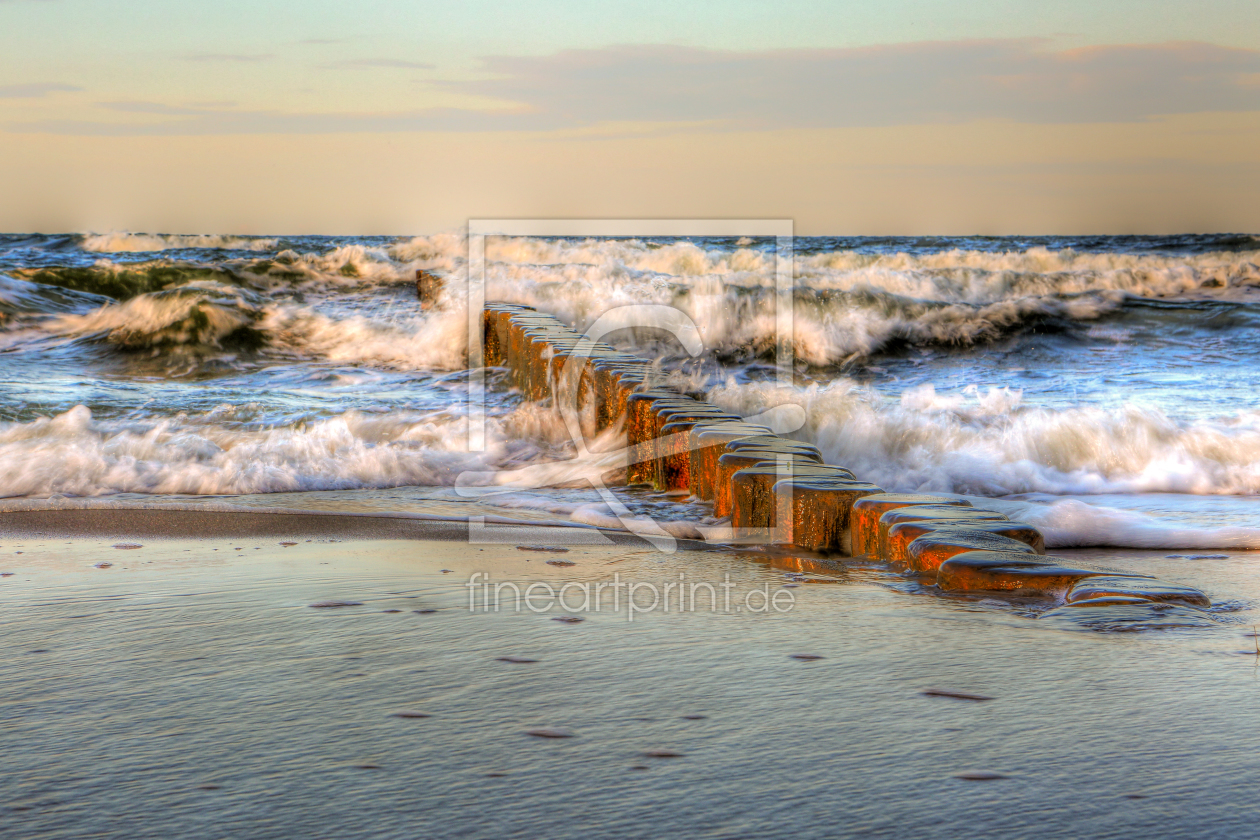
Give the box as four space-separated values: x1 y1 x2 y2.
79 232 280 253
471 236 1260 363
707 380 1260 498
47 284 267 349
19 232 1260 365
0 402 600 497
15 245 415 301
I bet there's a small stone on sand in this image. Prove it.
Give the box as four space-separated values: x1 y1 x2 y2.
525 727 575 738
642 749 684 758
497 656 538 663
440 569 454 574
518 545 570 553
922 689 993 702
112 543 143 550
414 609 437 614
552 615 584 623
790 653 824 660
391 711 432 719
546 559 576 566
955 771 1007 781
94 562 112 569
280 542 297 546
308 600 363 609
1 572 13 577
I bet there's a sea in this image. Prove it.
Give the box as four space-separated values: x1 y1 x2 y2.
2 229 1259 551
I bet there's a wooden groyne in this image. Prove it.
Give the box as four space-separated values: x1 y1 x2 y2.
482 302 1213 616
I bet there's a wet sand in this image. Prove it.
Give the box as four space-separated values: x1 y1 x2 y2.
3 509 1260 839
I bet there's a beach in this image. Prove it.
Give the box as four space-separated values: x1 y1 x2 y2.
2 508 1260 839
4 230 1260 838
5 0 1260 834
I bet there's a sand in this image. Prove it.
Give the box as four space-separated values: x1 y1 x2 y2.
3 506 1260 839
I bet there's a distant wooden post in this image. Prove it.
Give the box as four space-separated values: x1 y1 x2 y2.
416 270 445 309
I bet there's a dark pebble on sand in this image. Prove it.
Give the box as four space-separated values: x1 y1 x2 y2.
414 609 437 614
518 545 570 553
552 615 584 623
546 559 576 566
309 600 363 608
497 656 538 663
525 727 575 738
955 771 1007 781
922 689 993 702
790 653 824 660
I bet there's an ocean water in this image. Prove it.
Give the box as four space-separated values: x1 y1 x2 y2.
2 230 1259 549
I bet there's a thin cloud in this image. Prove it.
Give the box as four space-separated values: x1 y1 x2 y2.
326 58 435 70
98 100 212 116
446 40 1260 128
8 39 1260 136
300 38 347 46
182 53 274 63
6 106 554 136
0 82 80 98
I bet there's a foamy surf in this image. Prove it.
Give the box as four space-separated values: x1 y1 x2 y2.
707 380 1260 497
984 497 1260 550
80 232 281 253
2 230 1259 552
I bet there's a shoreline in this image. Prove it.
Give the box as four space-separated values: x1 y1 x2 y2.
0 498 717 550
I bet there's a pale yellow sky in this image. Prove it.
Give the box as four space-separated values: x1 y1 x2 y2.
2 0 1258 234
3 114 1256 235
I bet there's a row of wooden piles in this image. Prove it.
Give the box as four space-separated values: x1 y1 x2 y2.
482 302 1212 613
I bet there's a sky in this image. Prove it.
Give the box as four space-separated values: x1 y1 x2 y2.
1 0 1258 234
